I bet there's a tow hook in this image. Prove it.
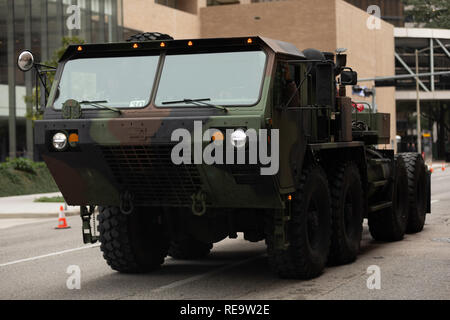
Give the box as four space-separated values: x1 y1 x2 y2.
120 191 134 215
80 206 98 244
191 190 206 216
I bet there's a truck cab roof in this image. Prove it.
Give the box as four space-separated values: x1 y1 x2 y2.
60 36 306 62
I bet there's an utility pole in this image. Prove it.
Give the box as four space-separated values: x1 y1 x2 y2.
24 0 34 160
7 0 16 160
415 49 422 154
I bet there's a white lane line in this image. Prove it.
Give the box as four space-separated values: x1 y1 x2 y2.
431 199 440 204
0 244 100 267
150 254 265 293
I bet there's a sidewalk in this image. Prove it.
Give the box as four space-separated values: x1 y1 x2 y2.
0 192 79 218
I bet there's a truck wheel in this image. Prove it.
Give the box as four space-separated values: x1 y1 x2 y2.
98 206 169 273
126 32 173 42
265 166 332 279
328 162 363 265
399 153 427 233
369 155 409 241
168 239 213 260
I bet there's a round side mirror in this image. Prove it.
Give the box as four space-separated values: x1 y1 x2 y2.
17 50 35 72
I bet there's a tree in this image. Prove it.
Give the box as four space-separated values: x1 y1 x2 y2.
403 0 450 29
24 36 85 120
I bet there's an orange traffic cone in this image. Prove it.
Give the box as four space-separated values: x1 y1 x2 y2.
429 163 434 173
442 163 446 171
55 205 70 229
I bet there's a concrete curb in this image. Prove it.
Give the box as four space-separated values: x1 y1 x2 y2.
0 211 79 219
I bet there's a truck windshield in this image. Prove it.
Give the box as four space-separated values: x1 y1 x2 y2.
155 51 266 107
53 55 159 109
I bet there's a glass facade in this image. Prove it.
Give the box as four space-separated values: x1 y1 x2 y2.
395 36 450 160
0 0 124 161
395 38 450 91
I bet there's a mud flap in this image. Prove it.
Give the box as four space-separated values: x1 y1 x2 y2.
274 204 291 251
80 206 99 244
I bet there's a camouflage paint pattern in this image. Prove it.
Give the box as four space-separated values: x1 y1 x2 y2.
34 37 379 210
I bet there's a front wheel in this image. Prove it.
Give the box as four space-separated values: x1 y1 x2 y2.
265 165 332 279
98 206 169 273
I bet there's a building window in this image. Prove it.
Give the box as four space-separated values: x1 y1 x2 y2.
155 0 177 8
207 0 240 6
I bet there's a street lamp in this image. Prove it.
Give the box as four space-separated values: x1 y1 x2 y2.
414 45 436 155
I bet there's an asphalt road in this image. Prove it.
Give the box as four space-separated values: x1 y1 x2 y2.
1 169 449 300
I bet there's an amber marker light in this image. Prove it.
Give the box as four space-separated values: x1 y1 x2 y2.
188 41 193 46
77 46 83 51
247 38 253 44
288 195 292 201
160 42 166 47
132 43 139 49
68 133 79 147
211 130 224 143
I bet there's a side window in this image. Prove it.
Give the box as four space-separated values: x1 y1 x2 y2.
273 62 302 109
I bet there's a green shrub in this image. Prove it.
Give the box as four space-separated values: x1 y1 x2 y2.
9 158 36 174
0 159 59 197
34 196 65 203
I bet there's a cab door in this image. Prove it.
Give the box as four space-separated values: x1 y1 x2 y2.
271 59 309 193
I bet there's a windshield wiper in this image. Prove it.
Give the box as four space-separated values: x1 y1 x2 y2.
79 100 122 114
162 98 228 113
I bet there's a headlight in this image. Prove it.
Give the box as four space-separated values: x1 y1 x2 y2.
52 132 68 151
230 128 247 148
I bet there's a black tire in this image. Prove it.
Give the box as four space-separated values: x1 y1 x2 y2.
398 153 428 233
265 165 332 279
168 238 213 260
369 155 409 241
126 32 173 42
98 206 169 273
328 162 364 265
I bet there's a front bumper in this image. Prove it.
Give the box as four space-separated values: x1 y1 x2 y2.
35 117 282 209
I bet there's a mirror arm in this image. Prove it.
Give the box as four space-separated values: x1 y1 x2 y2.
35 67 39 112
35 63 56 70
33 65 50 112
34 66 50 97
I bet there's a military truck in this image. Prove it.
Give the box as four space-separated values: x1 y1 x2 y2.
17 32 431 279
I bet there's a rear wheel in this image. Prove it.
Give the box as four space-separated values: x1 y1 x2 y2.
98 206 169 273
328 162 364 265
168 238 213 260
399 153 428 233
265 165 332 279
126 32 173 42
369 155 409 241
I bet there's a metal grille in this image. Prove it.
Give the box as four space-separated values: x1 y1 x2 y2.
101 145 202 206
